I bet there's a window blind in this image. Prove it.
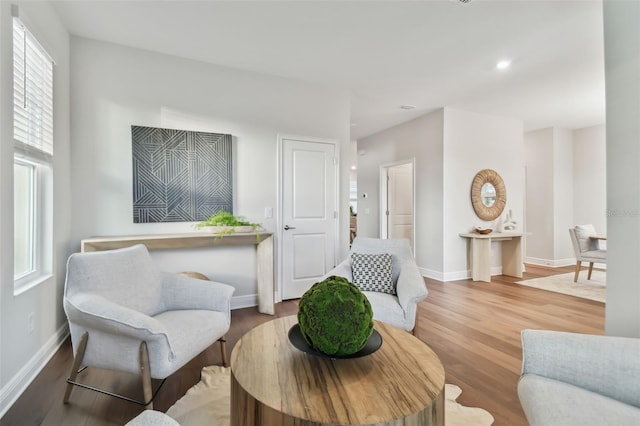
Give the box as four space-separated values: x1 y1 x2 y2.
13 17 53 162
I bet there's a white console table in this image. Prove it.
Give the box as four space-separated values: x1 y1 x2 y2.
81 232 275 315
459 232 527 283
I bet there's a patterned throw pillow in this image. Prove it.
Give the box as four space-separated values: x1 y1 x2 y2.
351 253 395 295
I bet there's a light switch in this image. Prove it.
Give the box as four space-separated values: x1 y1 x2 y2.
265 207 273 218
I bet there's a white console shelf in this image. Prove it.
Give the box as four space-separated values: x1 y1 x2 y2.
81 232 275 315
459 232 527 283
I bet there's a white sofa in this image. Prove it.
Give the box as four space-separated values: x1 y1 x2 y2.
325 237 427 332
518 329 640 426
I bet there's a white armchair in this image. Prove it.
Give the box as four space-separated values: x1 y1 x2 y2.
326 237 427 332
569 224 606 282
63 244 234 410
518 330 640 426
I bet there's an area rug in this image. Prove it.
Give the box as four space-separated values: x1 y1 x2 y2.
515 270 605 303
166 366 494 425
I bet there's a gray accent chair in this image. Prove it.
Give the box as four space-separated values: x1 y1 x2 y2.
518 330 640 426
63 244 234 410
325 237 427 332
569 224 606 282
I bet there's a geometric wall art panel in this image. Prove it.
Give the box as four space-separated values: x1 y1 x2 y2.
131 125 232 223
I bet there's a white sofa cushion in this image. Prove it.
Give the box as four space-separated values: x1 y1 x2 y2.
362 290 412 331
574 224 598 252
582 249 606 261
65 244 164 316
518 374 640 426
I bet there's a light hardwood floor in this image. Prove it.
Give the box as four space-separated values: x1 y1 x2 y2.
0 264 604 426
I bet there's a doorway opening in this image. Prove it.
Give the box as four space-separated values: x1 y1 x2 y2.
380 160 415 250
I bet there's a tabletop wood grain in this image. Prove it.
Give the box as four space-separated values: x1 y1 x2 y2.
230 315 445 425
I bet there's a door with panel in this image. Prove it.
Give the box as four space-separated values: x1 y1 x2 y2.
387 162 414 247
281 137 337 300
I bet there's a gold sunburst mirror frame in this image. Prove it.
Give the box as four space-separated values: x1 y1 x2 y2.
471 169 506 221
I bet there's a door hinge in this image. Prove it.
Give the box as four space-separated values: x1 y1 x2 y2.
334 211 337 219
333 157 338 166
386 210 389 216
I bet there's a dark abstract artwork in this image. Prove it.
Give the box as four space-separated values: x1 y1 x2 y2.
131 125 232 223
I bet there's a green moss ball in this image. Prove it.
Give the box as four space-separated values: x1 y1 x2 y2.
297 276 374 356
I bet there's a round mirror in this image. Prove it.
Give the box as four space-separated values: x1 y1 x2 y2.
481 183 496 207
471 169 506 221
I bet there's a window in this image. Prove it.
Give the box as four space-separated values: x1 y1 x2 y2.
13 16 54 293
13 17 53 157
14 160 34 278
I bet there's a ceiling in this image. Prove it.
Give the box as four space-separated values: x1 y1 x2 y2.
49 0 605 140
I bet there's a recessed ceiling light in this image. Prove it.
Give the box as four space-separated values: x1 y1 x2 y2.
351 123 358 127
496 60 511 70
351 166 357 170
400 104 416 110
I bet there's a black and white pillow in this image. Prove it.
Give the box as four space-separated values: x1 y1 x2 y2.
351 253 395 295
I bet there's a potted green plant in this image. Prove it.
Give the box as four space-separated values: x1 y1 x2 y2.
195 210 262 238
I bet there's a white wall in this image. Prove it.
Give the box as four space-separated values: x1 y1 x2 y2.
603 0 640 338
70 37 351 306
356 109 444 277
357 107 524 280
573 125 606 234
552 128 574 261
0 1 71 417
442 108 524 278
524 128 555 262
524 126 605 267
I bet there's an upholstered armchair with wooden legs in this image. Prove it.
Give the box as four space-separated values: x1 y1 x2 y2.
568 225 607 283
63 244 234 410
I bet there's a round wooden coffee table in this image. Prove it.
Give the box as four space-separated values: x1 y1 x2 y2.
230 315 445 425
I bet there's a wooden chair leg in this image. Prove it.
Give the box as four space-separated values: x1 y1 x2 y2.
588 262 594 280
574 261 581 282
139 341 153 410
219 336 228 367
63 332 89 404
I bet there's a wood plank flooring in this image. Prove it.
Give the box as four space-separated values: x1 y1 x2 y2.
1 265 604 426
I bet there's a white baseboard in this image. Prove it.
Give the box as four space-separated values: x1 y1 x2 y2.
526 257 576 268
419 267 444 282
0 323 69 419
419 267 503 282
231 294 258 310
443 270 471 282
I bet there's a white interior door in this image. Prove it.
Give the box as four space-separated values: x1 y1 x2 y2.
281 137 336 300
387 162 414 247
